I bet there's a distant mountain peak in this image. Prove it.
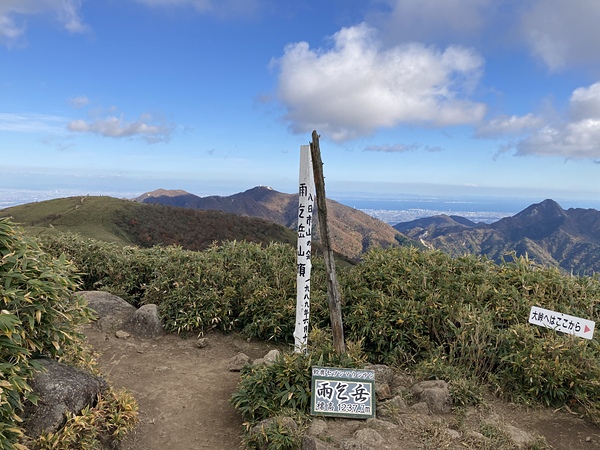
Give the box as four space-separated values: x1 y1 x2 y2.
515 199 566 219
135 189 192 202
133 185 405 260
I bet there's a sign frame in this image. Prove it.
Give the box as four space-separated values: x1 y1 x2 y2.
310 366 376 419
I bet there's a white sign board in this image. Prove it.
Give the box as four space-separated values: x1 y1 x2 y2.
528 306 595 340
311 366 375 419
294 145 315 352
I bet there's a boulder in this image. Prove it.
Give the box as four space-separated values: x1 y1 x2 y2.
124 304 164 339
77 291 136 332
302 435 337 450
505 425 537 449
253 349 281 365
411 380 452 414
23 358 108 438
364 364 395 385
307 418 329 437
228 353 251 371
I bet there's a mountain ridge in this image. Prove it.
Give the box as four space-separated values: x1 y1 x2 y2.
394 198 600 274
135 186 407 259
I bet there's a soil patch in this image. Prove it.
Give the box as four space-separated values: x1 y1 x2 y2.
84 326 600 449
83 326 279 449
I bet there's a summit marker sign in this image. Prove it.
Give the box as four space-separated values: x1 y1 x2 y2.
528 306 595 340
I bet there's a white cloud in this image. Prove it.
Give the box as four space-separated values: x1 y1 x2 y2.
67 113 175 143
514 82 600 158
569 83 600 121
519 0 600 71
67 96 90 109
475 114 544 138
0 0 87 45
515 120 600 159
0 112 67 133
273 23 486 142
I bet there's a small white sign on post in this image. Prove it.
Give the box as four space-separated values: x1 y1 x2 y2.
294 145 315 352
529 306 595 340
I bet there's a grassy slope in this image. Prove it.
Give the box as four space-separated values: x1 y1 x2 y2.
0 196 298 251
0 196 134 244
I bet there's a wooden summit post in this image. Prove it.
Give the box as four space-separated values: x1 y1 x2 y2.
310 130 346 355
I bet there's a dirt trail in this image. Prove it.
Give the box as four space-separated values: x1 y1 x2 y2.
83 326 277 450
84 325 600 450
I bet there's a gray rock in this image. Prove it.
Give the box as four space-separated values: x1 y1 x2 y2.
23 358 108 438
375 382 392 400
302 435 337 450
411 380 452 414
340 439 374 450
262 349 281 364
392 373 411 390
253 349 281 365
354 428 384 445
366 417 399 430
115 330 130 339
228 353 251 371
124 304 163 339
411 401 430 415
505 425 536 448
308 418 329 436
364 364 395 385
386 395 408 412
444 428 461 440
78 291 136 332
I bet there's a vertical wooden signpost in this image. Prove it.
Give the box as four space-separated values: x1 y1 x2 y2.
310 130 346 355
294 145 315 352
295 131 346 355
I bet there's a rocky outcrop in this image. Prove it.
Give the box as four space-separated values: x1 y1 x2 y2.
78 291 163 339
23 358 108 438
78 290 136 332
124 304 164 339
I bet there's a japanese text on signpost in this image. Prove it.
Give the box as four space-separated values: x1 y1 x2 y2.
294 145 315 352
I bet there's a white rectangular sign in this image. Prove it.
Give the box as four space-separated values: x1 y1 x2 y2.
529 306 595 340
311 366 375 419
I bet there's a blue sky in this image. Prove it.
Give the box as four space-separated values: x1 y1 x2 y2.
2 0 600 208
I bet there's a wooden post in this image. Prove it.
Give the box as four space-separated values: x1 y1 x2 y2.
310 130 346 355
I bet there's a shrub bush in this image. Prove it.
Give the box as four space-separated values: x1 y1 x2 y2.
0 219 94 448
40 232 600 423
341 246 600 419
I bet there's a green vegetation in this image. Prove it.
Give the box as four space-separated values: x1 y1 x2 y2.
4 210 600 447
0 219 137 449
38 233 600 424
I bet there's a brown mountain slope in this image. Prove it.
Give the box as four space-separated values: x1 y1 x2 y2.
136 186 406 260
